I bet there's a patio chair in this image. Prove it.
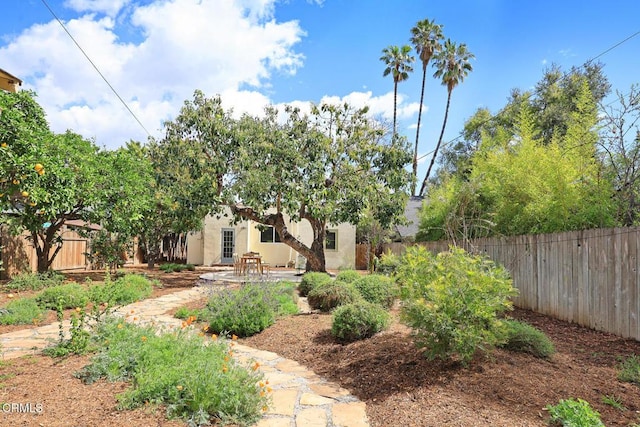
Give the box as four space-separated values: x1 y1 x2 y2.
233 253 242 275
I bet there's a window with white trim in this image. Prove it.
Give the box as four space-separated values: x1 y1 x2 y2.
259 226 281 243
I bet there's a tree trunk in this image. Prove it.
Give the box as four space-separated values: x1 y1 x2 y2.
412 64 428 196
392 80 399 136
229 205 328 273
419 89 452 197
33 226 63 273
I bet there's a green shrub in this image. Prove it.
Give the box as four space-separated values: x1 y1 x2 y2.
5 271 64 291
500 319 555 359
618 354 640 386
375 250 401 275
397 246 518 364
76 317 268 425
352 274 397 309
307 281 361 312
88 274 153 306
0 298 44 325
159 263 194 273
298 272 332 297
271 281 299 316
546 398 604 427
36 283 89 310
174 306 205 321
331 301 390 342
335 270 361 284
205 282 297 337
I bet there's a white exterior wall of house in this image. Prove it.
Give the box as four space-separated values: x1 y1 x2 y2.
187 207 356 270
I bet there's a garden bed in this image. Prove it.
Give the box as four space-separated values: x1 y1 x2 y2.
1 269 640 426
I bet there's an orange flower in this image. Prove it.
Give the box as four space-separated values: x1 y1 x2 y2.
176 385 183 391
266 387 272 393
252 362 260 371
141 336 147 342
259 381 265 388
117 323 124 329
133 317 138 321
224 356 230 362
222 365 228 373
260 391 265 397
75 307 82 313
211 334 218 340
202 325 209 332
262 406 268 412
231 334 238 341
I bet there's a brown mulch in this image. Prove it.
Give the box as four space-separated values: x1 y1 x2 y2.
1 268 640 426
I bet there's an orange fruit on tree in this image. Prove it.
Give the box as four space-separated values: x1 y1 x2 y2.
21 190 29 197
34 163 44 172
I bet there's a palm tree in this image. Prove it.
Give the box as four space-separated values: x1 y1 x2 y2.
380 45 414 135
418 39 474 197
410 19 444 196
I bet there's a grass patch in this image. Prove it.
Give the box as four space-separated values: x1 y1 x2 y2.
602 394 626 411
618 354 640 386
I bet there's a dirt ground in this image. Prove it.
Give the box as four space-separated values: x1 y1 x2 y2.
1 268 640 426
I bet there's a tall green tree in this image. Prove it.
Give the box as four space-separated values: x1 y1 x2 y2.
380 45 415 135
419 39 474 196
159 92 412 272
410 18 443 196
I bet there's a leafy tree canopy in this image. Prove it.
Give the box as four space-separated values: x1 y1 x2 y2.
157 91 412 272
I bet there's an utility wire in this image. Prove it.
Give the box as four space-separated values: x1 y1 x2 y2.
40 0 151 138
416 29 640 163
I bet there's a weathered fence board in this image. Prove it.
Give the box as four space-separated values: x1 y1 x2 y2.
383 226 640 341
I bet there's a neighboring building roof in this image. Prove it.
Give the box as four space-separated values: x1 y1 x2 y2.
395 196 423 239
0 68 22 93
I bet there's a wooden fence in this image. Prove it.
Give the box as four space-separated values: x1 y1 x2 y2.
1 226 144 279
383 226 640 341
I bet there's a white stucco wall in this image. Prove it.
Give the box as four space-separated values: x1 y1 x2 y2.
191 208 356 269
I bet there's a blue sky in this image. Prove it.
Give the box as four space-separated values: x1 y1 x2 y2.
1 0 639 182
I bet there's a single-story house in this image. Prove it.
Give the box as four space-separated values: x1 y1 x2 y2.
186 208 356 270
0 68 22 93
393 196 423 241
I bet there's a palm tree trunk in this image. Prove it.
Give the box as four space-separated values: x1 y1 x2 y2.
412 64 428 196
392 80 398 135
419 89 452 196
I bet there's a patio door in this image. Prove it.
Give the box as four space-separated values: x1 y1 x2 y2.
221 229 235 264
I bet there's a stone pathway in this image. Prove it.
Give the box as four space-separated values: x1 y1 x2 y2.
0 284 370 427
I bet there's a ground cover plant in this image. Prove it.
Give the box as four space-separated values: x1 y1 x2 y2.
88 273 154 306
35 282 89 310
500 318 555 359
618 354 640 386
546 398 604 427
75 316 269 426
159 263 196 273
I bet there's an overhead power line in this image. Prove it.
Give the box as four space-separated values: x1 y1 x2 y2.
416 28 640 163
40 0 151 138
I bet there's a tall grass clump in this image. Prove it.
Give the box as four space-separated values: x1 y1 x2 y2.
352 274 397 309
298 272 332 297
307 281 361 312
76 318 269 426
618 354 640 387
500 319 555 359
397 246 518 364
331 301 390 342
335 270 361 284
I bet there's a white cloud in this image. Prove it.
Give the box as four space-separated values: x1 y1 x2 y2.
0 0 305 148
63 0 131 16
318 90 420 124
